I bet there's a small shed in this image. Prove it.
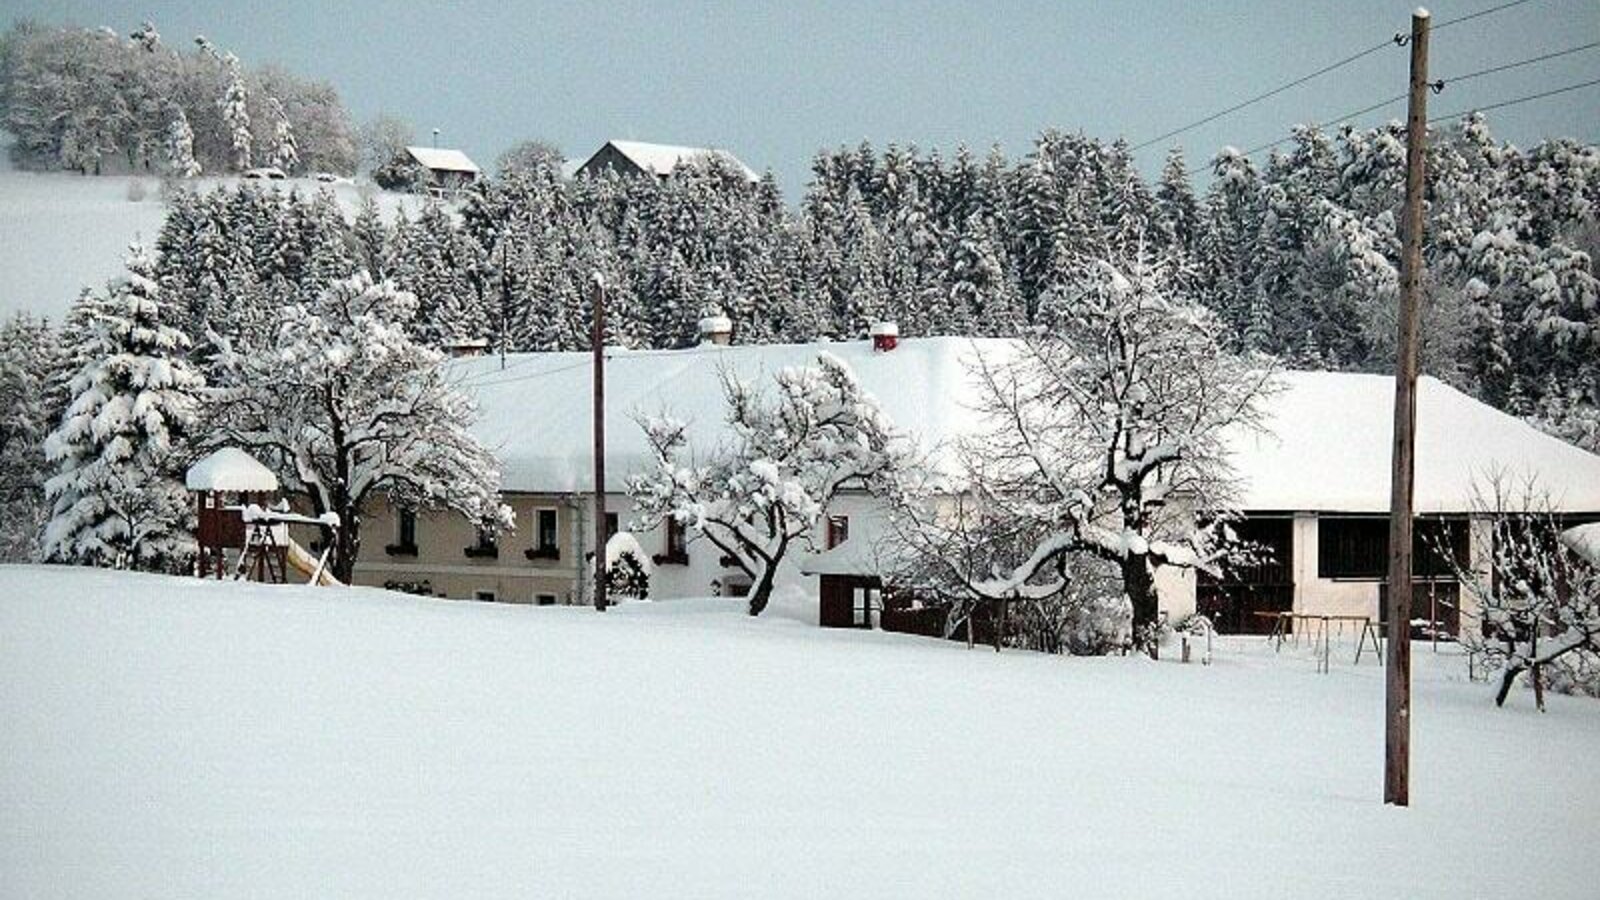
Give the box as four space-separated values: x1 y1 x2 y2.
403 146 482 195
187 448 280 578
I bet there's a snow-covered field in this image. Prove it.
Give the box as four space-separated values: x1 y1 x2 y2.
2 566 1596 899
0 152 416 322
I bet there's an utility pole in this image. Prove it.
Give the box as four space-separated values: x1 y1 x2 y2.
1386 6 1430 808
591 273 609 612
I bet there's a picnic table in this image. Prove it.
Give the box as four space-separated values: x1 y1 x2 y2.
1252 611 1385 673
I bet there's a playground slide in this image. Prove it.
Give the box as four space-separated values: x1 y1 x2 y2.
285 537 343 586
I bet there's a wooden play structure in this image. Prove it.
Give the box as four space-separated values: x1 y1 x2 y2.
186 448 342 586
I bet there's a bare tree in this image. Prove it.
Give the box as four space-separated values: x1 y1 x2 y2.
630 353 907 615
1449 475 1600 709
891 258 1277 650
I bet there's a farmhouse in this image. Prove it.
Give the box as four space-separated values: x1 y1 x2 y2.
574 139 759 182
401 146 482 194
348 330 1600 632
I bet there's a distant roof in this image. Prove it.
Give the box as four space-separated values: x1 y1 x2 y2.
590 140 758 181
186 448 279 493
453 338 1600 513
404 146 481 174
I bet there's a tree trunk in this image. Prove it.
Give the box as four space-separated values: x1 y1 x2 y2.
1123 553 1158 632
331 506 360 584
1494 665 1524 707
746 563 779 616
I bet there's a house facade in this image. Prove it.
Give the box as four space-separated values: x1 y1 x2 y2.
402 146 481 195
350 333 1600 634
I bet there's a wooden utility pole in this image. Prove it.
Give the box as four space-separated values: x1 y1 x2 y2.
591 274 609 612
1386 6 1430 808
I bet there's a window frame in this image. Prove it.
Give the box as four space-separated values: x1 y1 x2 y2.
826 515 849 549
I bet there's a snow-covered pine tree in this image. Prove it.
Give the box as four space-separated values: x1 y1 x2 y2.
266 95 299 174
42 244 204 570
0 314 55 560
203 272 510 582
350 196 390 281
1199 147 1265 344
164 106 202 178
629 353 907 615
218 53 251 171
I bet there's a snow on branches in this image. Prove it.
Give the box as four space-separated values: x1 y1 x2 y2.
202 272 511 582
1449 476 1600 708
629 352 907 615
893 257 1277 648
42 243 205 570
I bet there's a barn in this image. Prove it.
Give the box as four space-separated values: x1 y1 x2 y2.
341 332 1600 635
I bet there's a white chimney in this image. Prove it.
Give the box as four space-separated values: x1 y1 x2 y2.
698 313 733 346
870 321 899 352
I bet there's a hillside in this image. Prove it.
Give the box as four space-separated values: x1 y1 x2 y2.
2 566 1596 898
0 152 417 322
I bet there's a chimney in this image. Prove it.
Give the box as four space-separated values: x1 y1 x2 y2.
432 127 441 146
870 321 899 352
698 313 733 346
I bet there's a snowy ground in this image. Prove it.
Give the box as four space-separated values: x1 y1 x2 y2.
2 567 1596 899
0 148 417 321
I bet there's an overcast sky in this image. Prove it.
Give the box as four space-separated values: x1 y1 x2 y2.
5 0 1598 195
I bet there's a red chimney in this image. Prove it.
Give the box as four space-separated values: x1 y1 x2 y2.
870 321 898 352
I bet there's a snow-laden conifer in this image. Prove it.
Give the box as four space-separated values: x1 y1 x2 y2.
42 244 204 570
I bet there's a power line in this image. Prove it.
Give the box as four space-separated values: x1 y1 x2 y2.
1242 39 1598 156
1428 74 1600 123
1438 39 1599 86
1132 39 1395 151
1432 0 1541 32
1133 0 1548 153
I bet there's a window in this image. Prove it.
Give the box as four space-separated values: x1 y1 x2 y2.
465 525 499 559
826 515 849 549
526 509 560 560
1318 517 1468 580
605 512 620 539
475 590 497 602
386 508 419 556
536 593 557 606
852 585 880 627
657 517 689 564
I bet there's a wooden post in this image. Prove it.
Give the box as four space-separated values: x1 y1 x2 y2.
592 274 609 612
1386 7 1430 808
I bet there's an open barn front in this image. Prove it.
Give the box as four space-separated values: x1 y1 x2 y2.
1197 516 1295 634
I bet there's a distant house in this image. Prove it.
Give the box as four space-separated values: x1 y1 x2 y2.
574 140 758 182
398 146 481 195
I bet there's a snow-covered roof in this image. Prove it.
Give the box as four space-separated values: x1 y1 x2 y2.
799 537 909 578
455 339 1600 513
404 146 481 174
459 337 996 494
185 448 280 493
1227 371 1600 513
600 140 759 181
1562 523 1600 566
